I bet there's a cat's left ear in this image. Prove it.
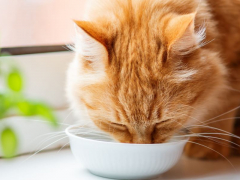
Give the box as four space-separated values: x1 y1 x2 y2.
165 12 205 55
74 20 108 71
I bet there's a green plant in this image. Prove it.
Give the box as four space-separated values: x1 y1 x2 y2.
0 51 58 158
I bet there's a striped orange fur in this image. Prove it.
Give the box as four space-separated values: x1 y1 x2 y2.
67 0 240 159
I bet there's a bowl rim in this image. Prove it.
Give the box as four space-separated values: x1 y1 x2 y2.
65 125 189 147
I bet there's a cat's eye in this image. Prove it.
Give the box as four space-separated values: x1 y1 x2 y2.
109 122 128 131
155 119 170 128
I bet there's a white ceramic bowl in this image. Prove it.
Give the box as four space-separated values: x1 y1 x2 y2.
66 125 188 180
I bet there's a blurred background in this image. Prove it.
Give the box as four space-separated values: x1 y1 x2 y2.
0 0 87 158
0 0 86 47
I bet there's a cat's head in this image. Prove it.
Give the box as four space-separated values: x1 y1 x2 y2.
67 7 226 143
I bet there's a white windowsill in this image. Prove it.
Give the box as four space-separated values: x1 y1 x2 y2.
1 149 240 180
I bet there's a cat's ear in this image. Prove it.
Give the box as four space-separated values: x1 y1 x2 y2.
74 20 108 71
165 13 205 55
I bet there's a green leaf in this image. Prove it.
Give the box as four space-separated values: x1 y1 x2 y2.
17 101 36 116
0 94 7 119
7 70 23 92
17 101 58 127
0 93 11 119
0 92 22 119
1 127 18 158
35 104 58 127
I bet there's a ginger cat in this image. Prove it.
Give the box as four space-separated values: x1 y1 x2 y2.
67 0 240 159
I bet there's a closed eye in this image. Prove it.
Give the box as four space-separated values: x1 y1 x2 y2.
155 119 170 128
109 122 128 131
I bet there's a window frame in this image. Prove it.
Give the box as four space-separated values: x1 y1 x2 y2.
1 45 69 55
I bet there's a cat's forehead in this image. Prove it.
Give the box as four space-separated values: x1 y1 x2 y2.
115 32 160 54
108 30 165 74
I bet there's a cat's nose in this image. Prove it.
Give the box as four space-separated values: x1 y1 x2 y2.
132 137 152 144
131 126 154 144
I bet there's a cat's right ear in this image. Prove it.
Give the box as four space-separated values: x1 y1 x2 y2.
164 13 205 56
74 20 108 71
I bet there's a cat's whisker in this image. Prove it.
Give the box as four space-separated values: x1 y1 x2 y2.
180 114 200 123
180 137 235 150
225 86 240 93
186 140 236 170
31 119 71 126
178 132 234 136
31 131 65 147
22 136 68 163
203 117 240 125
186 125 240 140
73 131 111 138
177 124 239 149
176 104 240 127
204 105 240 123
72 130 109 135
35 133 67 150
63 45 73 51
199 38 215 48
174 134 240 149
178 121 240 149
73 131 115 142
62 109 74 123
68 127 111 137
57 142 70 153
